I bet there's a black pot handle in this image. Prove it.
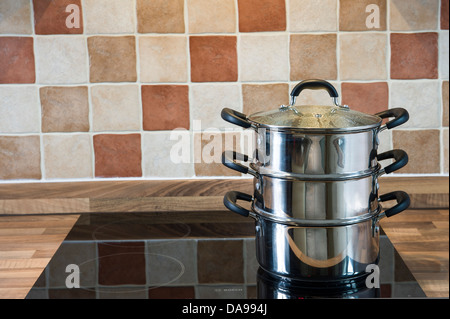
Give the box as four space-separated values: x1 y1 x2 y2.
375 108 409 130
379 191 410 218
222 151 249 175
377 149 408 175
223 191 253 218
221 108 252 128
290 79 339 106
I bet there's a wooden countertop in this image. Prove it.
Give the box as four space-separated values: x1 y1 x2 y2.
0 177 448 298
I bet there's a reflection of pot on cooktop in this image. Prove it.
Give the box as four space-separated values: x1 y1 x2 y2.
26 212 426 299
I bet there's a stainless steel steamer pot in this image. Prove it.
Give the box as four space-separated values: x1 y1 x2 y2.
222 150 408 220
221 80 409 176
224 190 410 280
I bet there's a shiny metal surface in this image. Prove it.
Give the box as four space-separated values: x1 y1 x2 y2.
252 173 379 220
253 213 380 280
253 127 380 176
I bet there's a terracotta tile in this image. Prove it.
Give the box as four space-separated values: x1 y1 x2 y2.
290 34 337 81
43 135 92 179
0 86 40 133
393 130 440 173
83 0 135 34
98 242 146 285
390 33 438 79
88 36 137 83
289 0 337 31
187 0 236 33
239 34 289 81
137 0 185 33
91 85 140 131
0 0 32 34
148 287 195 299
340 33 387 80
194 132 242 177
242 83 289 115
0 136 41 180
0 37 35 84
442 0 449 29
391 81 440 129
444 128 449 173
390 0 439 31
440 31 449 79
340 0 387 31
443 81 449 127
33 0 83 34
142 85 189 131
238 0 286 32
197 240 244 283
341 82 388 115
143 132 194 178
190 36 237 82
190 84 241 130
35 36 87 84
94 134 142 178
40 86 89 132
139 36 188 83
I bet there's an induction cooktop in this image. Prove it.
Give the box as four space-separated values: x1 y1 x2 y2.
26 211 426 299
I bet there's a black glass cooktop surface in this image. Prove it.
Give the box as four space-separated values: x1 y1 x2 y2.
26 211 426 299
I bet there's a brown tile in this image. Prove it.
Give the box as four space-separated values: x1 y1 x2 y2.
393 130 440 173
0 0 33 34
142 85 189 131
390 0 439 31
40 86 89 132
137 0 184 33
148 287 195 299
341 82 388 115
242 83 289 115
197 240 244 283
0 136 41 180
443 81 449 127
189 36 237 82
94 134 142 178
340 0 387 31
390 33 438 79
0 37 35 84
98 242 146 286
88 36 137 83
238 0 286 32
442 0 449 29
33 0 83 34
194 132 242 177
290 34 337 81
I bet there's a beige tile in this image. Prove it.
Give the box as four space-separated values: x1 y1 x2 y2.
43 135 92 179
187 0 236 33
443 81 449 127
91 85 140 131
390 0 439 31
340 0 387 31
393 130 440 174
142 132 194 178
137 0 185 33
340 33 387 80
35 36 87 84
290 34 337 80
190 84 241 130
444 128 449 173
440 31 449 79
242 83 289 115
391 81 440 129
289 0 337 31
139 36 188 83
83 0 135 34
239 34 289 81
0 136 41 180
40 86 89 133
0 86 39 133
0 0 32 34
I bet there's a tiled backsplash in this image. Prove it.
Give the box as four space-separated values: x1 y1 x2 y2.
0 0 449 182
